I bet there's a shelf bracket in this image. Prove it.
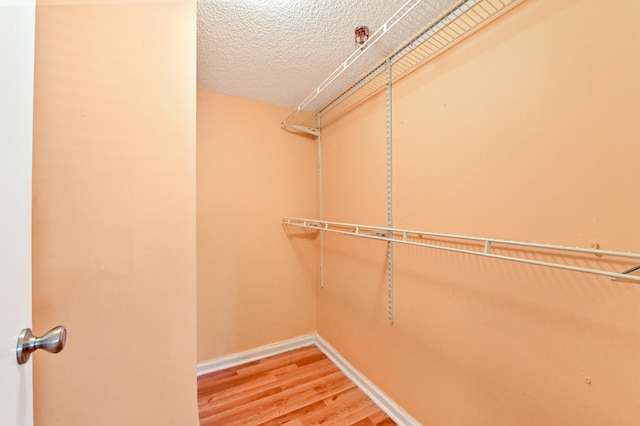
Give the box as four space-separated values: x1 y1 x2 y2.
611 264 640 281
281 122 320 137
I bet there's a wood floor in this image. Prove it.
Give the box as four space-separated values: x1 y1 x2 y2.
197 345 396 426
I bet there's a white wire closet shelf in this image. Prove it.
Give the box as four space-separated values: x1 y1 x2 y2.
282 0 523 132
282 218 640 283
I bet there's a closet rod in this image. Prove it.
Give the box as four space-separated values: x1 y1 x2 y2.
282 217 640 283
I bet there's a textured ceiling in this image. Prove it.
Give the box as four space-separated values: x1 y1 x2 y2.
197 0 413 108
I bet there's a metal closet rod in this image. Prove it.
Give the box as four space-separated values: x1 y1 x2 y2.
282 217 640 283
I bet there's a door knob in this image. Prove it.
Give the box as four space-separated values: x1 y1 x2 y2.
16 326 67 365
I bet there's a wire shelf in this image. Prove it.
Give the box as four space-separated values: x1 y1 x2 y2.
283 217 640 283
282 0 523 131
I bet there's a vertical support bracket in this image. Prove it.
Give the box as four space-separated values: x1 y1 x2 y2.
317 114 324 288
386 59 394 324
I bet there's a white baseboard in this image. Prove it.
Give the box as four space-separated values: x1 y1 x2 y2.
314 335 421 426
197 333 420 426
197 334 316 376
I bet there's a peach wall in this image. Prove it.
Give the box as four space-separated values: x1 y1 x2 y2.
196 90 317 362
318 0 640 424
32 2 198 425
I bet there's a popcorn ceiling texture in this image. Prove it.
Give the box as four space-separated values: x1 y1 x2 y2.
198 0 453 109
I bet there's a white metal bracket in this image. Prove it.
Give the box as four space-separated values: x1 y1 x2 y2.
281 122 320 137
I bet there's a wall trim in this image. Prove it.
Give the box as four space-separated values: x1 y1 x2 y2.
314 335 421 426
196 334 316 376
197 333 420 425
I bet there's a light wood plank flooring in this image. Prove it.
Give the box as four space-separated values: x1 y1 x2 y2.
198 345 396 426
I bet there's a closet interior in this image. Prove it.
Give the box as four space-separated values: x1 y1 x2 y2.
198 0 640 424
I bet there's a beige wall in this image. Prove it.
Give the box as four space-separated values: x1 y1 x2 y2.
196 90 317 362
318 0 640 424
32 1 198 425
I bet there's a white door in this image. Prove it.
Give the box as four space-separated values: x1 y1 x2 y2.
0 1 36 425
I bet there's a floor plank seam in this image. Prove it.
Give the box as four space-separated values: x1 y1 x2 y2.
198 346 397 426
